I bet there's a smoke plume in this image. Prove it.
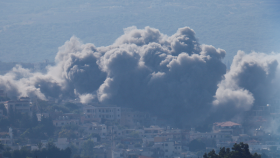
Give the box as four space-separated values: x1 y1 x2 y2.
0 26 279 126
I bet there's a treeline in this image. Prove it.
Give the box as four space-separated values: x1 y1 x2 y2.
203 142 262 158
2 142 71 158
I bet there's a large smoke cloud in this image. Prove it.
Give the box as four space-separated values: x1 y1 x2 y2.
213 51 279 121
0 26 279 126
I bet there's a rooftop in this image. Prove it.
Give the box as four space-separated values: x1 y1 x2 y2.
214 121 241 127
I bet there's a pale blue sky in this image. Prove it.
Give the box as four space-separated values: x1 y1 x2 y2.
0 0 279 62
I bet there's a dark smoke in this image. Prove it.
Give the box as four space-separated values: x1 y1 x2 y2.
0 26 279 126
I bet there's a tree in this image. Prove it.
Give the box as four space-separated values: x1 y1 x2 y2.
203 142 261 158
81 140 95 158
69 143 80 158
88 133 101 142
32 142 71 158
41 117 55 136
21 117 55 140
130 131 140 138
59 129 77 139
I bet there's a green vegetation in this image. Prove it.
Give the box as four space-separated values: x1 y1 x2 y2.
2 142 71 158
130 131 140 138
0 109 40 131
56 124 79 140
59 129 77 139
203 142 261 158
20 117 55 140
88 133 101 142
116 143 127 149
80 140 95 158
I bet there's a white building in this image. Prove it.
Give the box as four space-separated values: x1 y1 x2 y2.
81 122 107 138
53 116 79 127
83 105 121 121
4 97 32 115
143 126 164 138
160 140 182 158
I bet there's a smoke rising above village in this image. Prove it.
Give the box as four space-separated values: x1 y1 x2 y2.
0 26 279 125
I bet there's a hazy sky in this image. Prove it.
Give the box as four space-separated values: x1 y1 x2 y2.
0 0 279 62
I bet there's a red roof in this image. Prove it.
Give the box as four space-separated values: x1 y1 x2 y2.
214 121 241 127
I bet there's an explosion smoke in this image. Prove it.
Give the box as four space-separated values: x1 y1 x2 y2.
0 26 278 126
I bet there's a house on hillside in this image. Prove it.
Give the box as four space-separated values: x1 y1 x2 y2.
4 97 32 115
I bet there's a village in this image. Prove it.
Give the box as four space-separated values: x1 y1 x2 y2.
0 90 279 158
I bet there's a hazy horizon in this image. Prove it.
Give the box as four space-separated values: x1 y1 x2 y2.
0 0 279 63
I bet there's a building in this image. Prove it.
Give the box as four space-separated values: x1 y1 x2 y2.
254 127 265 136
188 131 230 142
80 122 107 138
53 116 79 127
160 140 182 158
80 113 101 124
83 105 121 121
112 149 123 158
143 126 164 138
213 121 244 136
0 128 13 146
4 97 32 115
0 138 13 146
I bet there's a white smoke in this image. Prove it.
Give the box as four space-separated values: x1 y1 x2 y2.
214 51 279 109
79 93 96 104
